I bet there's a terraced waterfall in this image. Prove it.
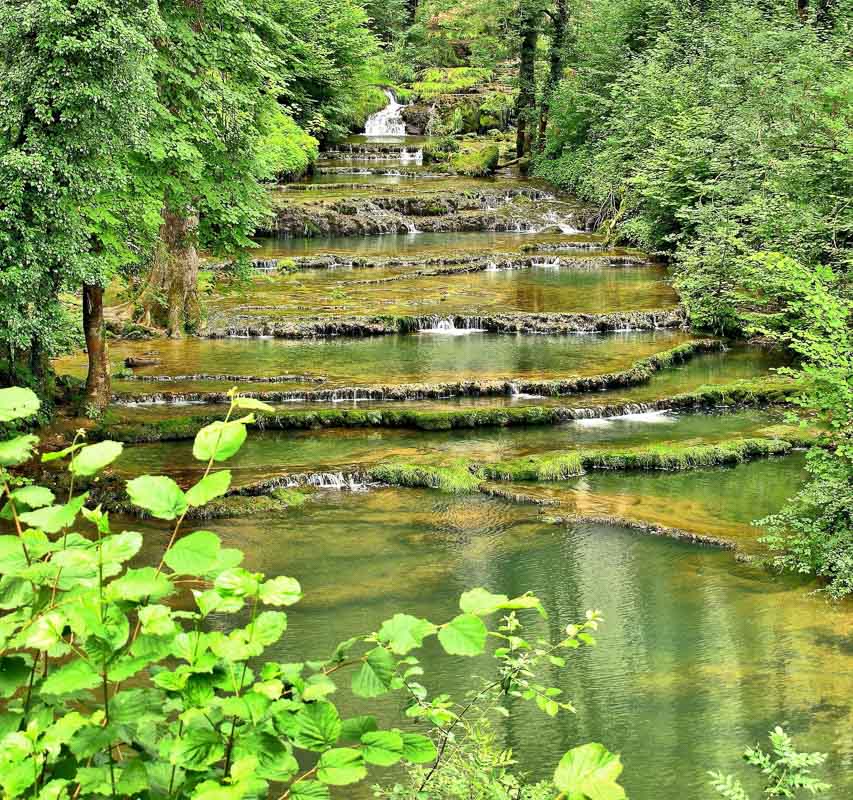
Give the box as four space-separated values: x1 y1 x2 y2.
58 130 851 797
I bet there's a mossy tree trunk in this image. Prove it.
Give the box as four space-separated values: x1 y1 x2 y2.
141 206 201 338
538 0 568 149
83 283 110 414
515 7 539 158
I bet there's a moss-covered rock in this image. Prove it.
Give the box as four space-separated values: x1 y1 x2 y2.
450 143 500 176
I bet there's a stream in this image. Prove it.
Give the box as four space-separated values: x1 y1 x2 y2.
53 112 853 796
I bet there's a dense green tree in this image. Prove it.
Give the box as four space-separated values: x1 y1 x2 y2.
133 0 285 338
0 0 159 410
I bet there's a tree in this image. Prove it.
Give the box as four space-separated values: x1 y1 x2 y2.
132 0 284 337
538 0 569 148
514 0 542 157
0 0 159 410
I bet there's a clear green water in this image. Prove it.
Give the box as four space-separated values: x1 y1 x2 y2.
55 330 697 395
129 475 851 798
253 231 603 259
114 408 787 486
209 263 677 317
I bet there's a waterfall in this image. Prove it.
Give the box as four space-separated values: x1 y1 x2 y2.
365 90 407 137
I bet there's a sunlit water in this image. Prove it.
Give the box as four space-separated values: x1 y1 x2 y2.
56 330 699 396
207 263 677 318
129 482 852 798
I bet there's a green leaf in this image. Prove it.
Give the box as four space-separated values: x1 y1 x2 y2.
10 485 54 509
171 727 225 771
232 397 275 413
0 656 31 698
127 475 187 520
351 647 396 698
164 530 222 575
459 587 510 615
294 702 342 751
0 536 29 574
249 610 288 647
138 604 178 636
361 730 404 766
105 567 173 602
401 733 438 764
185 470 232 507
459 587 544 616
378 613 436 655
19 493 88 533
40 659 100 695
553 743 626 800
289 781 330 800
100 530 143 564
71 441 124 476
193 421 247 462
437 613 487 656
260 575 302 606
0 387 40 422
316 748 367 786
339 716 377 743
42 442 84 463
0 435 39 467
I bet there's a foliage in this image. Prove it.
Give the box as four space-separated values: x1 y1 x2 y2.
536 0 851 334
0 0 159 382
0 385 624 800
710 726 831 799
256 110 320 182
413 67 495 100
748 255 853 597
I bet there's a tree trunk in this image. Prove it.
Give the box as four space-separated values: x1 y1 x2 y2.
538 0 568 149
142 207 201 338
515 11 539 158
83 283 110 414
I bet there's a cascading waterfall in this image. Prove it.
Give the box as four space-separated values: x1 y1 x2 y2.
365 90 407 137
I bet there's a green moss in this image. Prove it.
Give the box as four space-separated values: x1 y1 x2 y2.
367 462 481 493
97 377 804 443
270 487 308 507
450 143 500 177
480 437 796 481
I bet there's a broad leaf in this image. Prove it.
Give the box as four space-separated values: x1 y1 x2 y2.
232 397 275 413
10 485 54 509
339 716 377 743
193 421 247 462
19 493 88 533
106 567 173 602
171 727 225 771
0 656 30 698
437 613 487 656
401 733 437 764
289 781 330 800
294 702 342 751
553 743 626 800
316 748 366 786
40 659 100 695
0 387 40 422
0 435 39 467
259 575 302 606
378 613 436 655
351 647 396 698
459 587 544 616
361 730 404 766
164 530 222 575
185 471 232 507
71 441 124 476
127 475 187 520
249 611 288 647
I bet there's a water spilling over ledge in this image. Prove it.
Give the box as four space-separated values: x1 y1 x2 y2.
203 308 687 339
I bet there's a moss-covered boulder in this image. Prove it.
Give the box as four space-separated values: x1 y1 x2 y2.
451 143 500 176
